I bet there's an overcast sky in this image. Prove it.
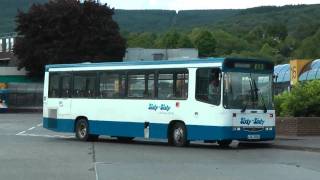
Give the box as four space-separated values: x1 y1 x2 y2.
101 0 320 10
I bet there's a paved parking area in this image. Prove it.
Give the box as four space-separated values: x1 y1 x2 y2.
1 113 320 180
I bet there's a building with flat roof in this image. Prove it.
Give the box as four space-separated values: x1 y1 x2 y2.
124 48 199 61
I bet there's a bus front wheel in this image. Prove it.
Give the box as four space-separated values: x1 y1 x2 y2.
169 122 189 147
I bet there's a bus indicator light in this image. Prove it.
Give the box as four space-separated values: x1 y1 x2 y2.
176 102 180 108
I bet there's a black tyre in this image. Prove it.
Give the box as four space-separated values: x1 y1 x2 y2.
75 118 90 141
169 122 188 147
89 135 99 141
217 140 232 147
117 137 134 142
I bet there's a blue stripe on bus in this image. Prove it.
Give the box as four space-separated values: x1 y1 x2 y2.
43 118 275 141
43 118 74 132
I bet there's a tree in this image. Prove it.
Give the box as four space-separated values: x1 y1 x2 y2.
127 32 157 48
211 30 250 56
260 43 277 57
279 36 297 57
246 25 266 42
294 29 320 59
189 28 205 44
193 30 216 57
157 30 181 48
177 34 194 48
292 22 320 40
14 0 126 77
266 24 288 41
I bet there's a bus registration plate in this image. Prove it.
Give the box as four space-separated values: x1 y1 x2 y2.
248 134 260 140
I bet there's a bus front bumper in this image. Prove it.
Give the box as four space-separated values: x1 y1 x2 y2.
187 125 275 141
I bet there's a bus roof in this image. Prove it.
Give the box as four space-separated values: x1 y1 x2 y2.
45 57 225 71
45 57 274 72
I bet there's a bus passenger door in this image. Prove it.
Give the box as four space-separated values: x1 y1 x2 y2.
58 74 72 116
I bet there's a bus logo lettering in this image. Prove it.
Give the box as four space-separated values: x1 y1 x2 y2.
253 118 265 125
240 117 265 126
148 103 158 111
240 118 251 125
148 103 171 112
160 104 170 111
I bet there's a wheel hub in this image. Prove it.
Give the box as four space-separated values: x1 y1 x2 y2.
79 123 87 138
173 127 183 143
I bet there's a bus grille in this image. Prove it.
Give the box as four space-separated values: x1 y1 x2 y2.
243 127 264 132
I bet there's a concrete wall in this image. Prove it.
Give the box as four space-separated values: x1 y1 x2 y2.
0 67 26 76
276 117 320 136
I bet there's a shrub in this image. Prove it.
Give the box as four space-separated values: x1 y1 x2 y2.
275 80 320 117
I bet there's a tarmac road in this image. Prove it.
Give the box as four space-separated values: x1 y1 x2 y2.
1 113 320 180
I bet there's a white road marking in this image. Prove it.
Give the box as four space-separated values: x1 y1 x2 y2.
15 123 73 139
16 131 26 135
28 127 36 131
95 162 99 180
94 162 114 180
16 133 74 139
16 123 40 135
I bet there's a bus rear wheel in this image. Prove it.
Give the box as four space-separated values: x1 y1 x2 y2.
75 118 98 141
169 122 188 147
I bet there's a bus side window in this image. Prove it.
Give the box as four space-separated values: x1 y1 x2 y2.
119 74 126 97
73 73 96 98
158 72 174 99
128 74 145 98
61 75 72 98
196 68 221 105
73 74 86 98
175 72 188 99
86 74 96 98
99 72 121 98
157 70 188 100
49 73 60 98
146 73 155 98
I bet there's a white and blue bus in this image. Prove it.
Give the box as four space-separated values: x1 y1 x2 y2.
43 58 275 147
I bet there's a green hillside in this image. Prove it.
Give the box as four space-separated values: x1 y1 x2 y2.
174 9 240 29
113 10 176 33
113 4 320 36
215 5 320 38
2 1 319 36
113 9 241 32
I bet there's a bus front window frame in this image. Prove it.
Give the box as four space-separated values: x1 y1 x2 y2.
223 71 273 110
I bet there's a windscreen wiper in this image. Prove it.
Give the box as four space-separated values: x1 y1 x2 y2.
252 78 267 113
